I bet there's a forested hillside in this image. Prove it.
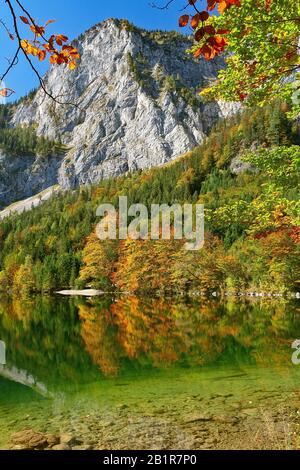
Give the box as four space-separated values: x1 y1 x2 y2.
0 101 299 295
0 105 64 158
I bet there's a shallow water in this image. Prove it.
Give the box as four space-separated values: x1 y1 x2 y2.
0 295 300 450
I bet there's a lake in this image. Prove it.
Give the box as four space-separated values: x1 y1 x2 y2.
0 295 300 450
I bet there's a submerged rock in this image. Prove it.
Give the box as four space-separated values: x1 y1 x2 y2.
10 429 48 450
51 443 71 451
46 435 60 447
60 433 81 446
72 445 93 451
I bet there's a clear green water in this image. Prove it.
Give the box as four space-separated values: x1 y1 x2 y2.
0 295 300 450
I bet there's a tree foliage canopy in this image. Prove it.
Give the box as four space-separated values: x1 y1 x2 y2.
175 0 300 113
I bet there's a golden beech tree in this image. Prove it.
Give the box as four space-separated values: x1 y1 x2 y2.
79 231 117 290
0 0 80 102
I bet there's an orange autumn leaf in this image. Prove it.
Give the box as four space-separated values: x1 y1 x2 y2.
207 0 217 10
38 49 46 61
265 0 272 9
227 0 241 8
199 11 209 22
179 15 189 27
69 61 77 70
55 34 68 46
208 35 228 50
218 1 228 13
207 0 241 13
195 28 206 41
194 44 216 60
0 88 15 97
191 14 201 30
202 45 216 60
70 49 80 59
20 16 30 25
30 24 45 36
194 47 203 58
45 19 56 26
204 25 216 35
50 53 58 64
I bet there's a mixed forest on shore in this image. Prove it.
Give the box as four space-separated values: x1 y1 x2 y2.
0 101 299 296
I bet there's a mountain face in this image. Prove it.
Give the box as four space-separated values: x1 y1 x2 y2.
1 18 237 207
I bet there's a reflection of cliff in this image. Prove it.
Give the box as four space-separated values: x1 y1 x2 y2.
0 340 5 365
0 296 97 386
0 365 51 397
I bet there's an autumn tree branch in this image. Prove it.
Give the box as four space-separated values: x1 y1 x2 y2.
149 0 176 10
0 46 20 82
1 0 80 107
150 0 201 13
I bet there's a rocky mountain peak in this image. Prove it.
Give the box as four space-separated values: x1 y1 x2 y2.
0 18 238 207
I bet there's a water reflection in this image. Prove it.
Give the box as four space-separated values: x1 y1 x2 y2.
0 295 299 387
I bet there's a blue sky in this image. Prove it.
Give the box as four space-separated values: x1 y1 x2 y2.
0 0 206 101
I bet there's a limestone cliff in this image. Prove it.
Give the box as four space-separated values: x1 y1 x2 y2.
0 19 238 207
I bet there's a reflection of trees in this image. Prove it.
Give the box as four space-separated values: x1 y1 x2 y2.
78 303 120 376
0 296 96 387
113 297 189 365
0 295 299 382
79 297 300 375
